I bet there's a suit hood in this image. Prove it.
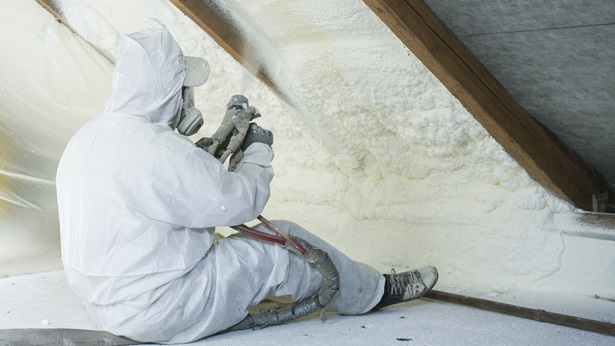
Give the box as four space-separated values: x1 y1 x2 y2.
105 20 185 127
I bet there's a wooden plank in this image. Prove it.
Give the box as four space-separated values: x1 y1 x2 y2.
36 0 63 22
425 290 615 336
364 0 613 212
170 0 288 103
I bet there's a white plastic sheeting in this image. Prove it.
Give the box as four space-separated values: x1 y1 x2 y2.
0 0 112 275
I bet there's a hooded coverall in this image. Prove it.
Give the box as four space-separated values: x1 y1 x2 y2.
55 22 384 344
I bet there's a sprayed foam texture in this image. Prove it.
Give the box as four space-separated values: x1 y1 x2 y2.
0 0 613 303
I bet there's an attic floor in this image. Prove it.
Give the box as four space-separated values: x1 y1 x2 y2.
1 270 613 345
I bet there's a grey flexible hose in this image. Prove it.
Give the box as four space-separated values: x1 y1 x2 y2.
225 236 340 332
0 328 136 345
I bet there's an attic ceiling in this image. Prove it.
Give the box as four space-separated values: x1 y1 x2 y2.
421 0 615 205
363 0 614 212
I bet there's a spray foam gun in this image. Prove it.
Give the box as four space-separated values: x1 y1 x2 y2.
195 95 306 254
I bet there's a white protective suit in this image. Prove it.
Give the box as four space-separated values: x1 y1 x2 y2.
56 22 384 344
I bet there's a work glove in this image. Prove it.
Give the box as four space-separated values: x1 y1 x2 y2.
242 123 273 151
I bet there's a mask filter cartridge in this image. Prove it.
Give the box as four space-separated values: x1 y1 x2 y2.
177 87 204 136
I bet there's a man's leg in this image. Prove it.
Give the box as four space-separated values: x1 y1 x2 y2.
199 220 436 339
87 220 434 343
257 221 438 313
262 220 386 314
209 220 384 319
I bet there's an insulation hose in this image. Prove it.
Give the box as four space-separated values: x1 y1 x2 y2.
224 236 339 332
0 328 136 345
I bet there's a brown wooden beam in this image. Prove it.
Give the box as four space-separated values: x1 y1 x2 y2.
170 0 288 103
36 0 63 22
425 290 615 336
363 0 613 212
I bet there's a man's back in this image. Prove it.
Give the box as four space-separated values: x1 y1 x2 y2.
56 113 215 305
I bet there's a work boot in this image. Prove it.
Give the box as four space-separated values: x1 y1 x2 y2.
372 266 438 310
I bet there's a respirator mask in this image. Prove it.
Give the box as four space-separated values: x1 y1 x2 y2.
177 86 204 136
177 56 210 136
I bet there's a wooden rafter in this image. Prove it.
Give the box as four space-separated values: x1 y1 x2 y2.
363 0 613 212
37 0 61 19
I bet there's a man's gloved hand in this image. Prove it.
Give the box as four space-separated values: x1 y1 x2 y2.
242 123 273 151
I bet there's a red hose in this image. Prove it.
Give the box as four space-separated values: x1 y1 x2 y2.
231 221 308 255
231 225 286 245
257 215 307 254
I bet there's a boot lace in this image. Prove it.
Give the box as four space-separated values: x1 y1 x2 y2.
388 269 425 298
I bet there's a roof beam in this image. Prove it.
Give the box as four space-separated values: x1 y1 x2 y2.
364 0 613 212
170 0 288 103
36 0 61 20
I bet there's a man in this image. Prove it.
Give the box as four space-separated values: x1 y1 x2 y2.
56 20 438 344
